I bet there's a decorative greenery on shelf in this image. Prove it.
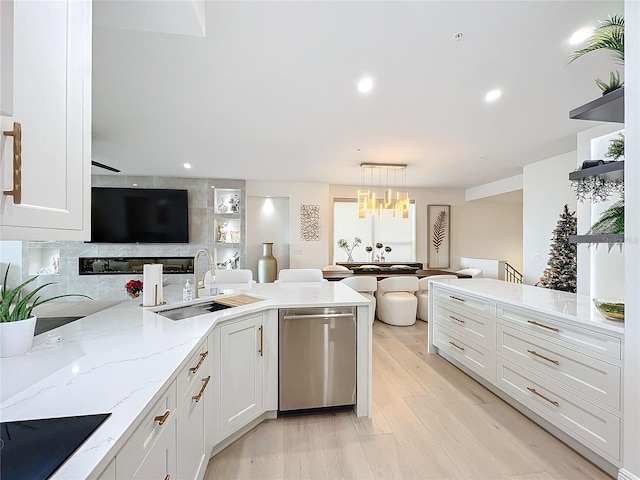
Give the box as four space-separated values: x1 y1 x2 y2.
595 70 622 95
567 14 624 94
587 200 624 251
571 176 624 202
605 133 624 160
1 264 91 323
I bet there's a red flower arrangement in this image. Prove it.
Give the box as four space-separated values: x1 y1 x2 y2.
125 279 143 298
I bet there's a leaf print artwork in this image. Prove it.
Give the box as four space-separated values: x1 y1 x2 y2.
432 210 447 265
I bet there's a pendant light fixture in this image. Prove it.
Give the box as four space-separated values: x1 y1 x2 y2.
358 163 410 219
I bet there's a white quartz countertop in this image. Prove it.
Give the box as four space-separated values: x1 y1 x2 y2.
0 281 369 479
433 278 624 334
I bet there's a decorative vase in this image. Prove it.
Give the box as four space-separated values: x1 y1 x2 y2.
0 315 37 357
257 242 277 283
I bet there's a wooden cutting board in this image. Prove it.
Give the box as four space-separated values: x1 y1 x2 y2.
215 294 264 307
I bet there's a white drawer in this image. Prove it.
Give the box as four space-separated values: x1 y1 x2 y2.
434 286 491 318
177 339 210 395
434 302 492 348
433 323 494 382
496 357 620 461
496 303 622 361
116 381 177 479
497 324 621 410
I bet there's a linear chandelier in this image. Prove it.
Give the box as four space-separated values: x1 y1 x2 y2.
358 163 410 219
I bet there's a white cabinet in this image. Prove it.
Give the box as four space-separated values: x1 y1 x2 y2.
177 337 213 480
429 281 624 471
116 381 177 479
217 313 265 438
0 0 91 240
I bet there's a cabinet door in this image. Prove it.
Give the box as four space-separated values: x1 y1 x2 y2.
129 416 177 480
0 0 91 240
177 353 212 480
219 314 264 437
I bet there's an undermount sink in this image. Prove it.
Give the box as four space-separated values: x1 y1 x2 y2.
157 301 232 321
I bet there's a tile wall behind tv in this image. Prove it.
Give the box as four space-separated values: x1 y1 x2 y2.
23 175 245 301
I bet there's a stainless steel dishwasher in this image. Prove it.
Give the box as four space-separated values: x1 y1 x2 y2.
279 306 356 411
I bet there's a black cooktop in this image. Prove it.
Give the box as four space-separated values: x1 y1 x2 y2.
0 413 111 480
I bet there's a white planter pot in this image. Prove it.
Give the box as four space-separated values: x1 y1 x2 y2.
0 315 37 357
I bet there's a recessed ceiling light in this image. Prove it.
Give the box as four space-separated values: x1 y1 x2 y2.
357 76 374 95
454 32 463 41
569 26 593 45
485 89 502 102
132 183 138 186
183 163 192 169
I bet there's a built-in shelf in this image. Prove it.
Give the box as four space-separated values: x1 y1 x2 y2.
569 160 624 181
569 234 624 244
569 87 624 123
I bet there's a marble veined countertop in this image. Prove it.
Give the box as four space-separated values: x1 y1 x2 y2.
0 281 369 479
432 278 625 334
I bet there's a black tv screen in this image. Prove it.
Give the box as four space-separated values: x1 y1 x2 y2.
91 187 189 243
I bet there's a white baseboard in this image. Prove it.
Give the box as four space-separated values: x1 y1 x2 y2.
618 469 640 480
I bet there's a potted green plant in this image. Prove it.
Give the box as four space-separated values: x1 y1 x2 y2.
0 264 91 357
568 14 624 95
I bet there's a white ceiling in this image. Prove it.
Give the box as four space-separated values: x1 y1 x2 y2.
91 0 623 189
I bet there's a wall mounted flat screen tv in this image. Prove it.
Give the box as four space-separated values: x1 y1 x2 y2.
91 187 189 243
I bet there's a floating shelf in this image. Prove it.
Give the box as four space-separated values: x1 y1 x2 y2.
569 234 624 244
569 87 624 123
569 161 624 181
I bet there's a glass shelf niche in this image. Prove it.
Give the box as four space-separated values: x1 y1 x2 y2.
27 242 60 275
214 217 241 244
215 247 241 271
214 188 241 214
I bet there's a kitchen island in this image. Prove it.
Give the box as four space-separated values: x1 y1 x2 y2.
0 282 372 480
427 278 624 476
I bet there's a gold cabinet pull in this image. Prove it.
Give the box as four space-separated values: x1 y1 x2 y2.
527 349 560 365
449 341 464 351
154 410 170 425
527 320 560 333
258 325 263 356
192 375 211 403
527 387 559 406
164 475 170 480
449 295 465 302
189 351 208 373
449 315 465 324
3 122 22 204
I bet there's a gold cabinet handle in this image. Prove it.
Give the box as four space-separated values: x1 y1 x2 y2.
3 122 22 204
449 295 465 302
189 351 208 373
527 387 559 406
449 341 464 351
258 325 263 356
164 475 170 480
154 410 170 425
449 315 465 324
192 375 211 403
527 320 560 333
527 349 560 365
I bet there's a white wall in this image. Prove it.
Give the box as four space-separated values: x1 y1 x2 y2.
246 181 330 269
623 1 639 477
246 196 290 280
522 152 577 285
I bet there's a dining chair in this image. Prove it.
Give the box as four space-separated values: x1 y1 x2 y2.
416 275 458 321
376 276 419 326
340 276 378 324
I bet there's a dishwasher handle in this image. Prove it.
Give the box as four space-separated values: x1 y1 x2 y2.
282 313 354 321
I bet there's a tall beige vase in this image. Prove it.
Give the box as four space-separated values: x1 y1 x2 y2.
257 242 277 283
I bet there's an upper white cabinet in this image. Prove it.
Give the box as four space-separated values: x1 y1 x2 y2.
0 0 91 240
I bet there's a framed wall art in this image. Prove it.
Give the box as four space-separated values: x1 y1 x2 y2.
427 205 450 268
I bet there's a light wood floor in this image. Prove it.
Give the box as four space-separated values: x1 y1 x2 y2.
204 320 611 480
